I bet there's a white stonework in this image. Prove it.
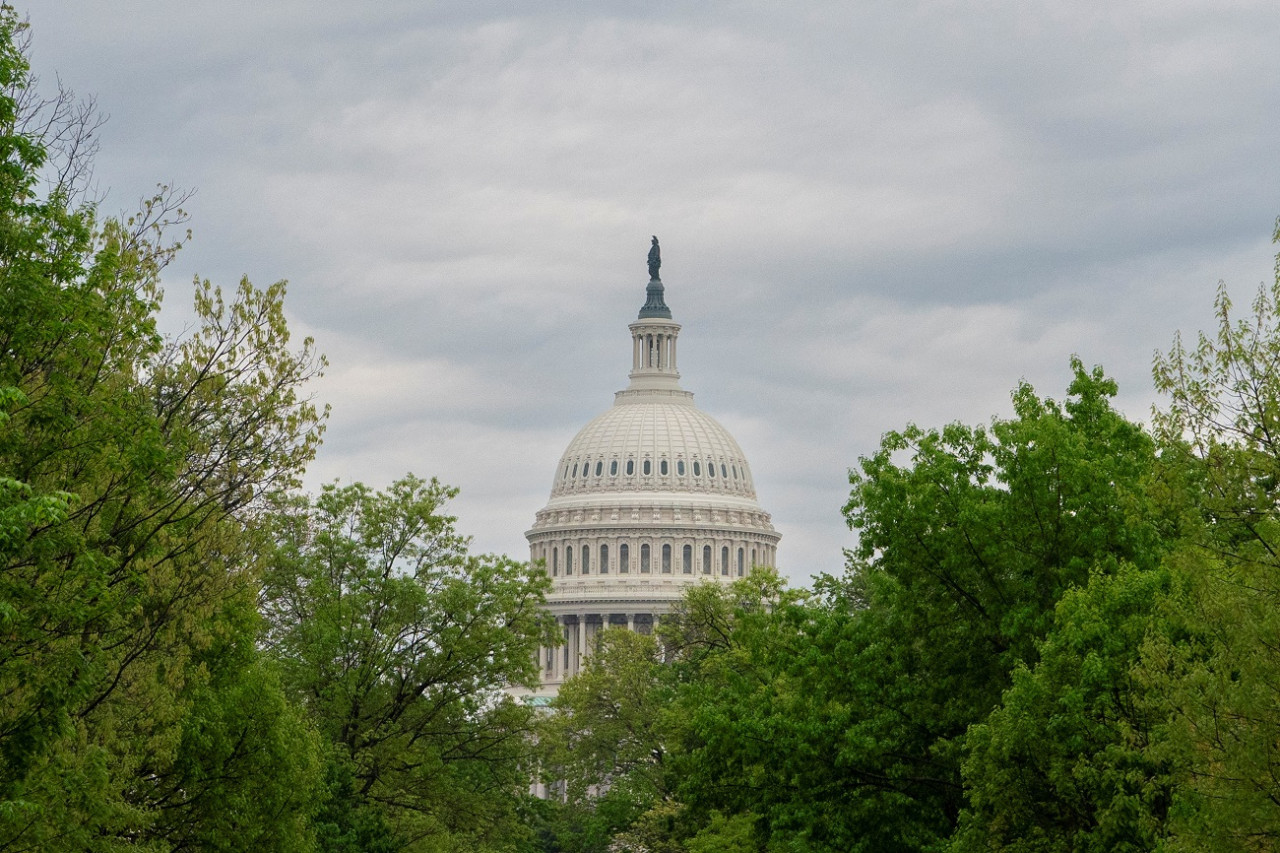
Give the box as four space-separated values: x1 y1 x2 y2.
514 255 780 702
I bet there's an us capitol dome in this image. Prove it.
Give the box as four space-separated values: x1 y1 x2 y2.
521 238 780 699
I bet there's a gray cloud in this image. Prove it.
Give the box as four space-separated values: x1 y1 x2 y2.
25 0 1280 582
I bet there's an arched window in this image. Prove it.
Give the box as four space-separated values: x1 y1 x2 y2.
721 546 730 575
693 461 701 476
643 459 651 475
677 460 686 476
600 544 609 574
709 463 716 478
662 544 672 573
751 548 757 570
732 465 738 479
626 460 635 475
641 544 651 574
565 547 573 575
582 464 590 479
721 464 728 478
660 460 668 475
582 544 590 573
552 547 558 576
619 543 629 573
702 545 712 574
683 544 693 574
572 463 578 477
737 548 745 576
610 460 618 476
595 461 603 476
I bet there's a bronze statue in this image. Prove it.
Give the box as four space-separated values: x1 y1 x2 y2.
647 235 661 279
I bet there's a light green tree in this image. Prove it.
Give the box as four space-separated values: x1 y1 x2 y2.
259 475 556 852
1140 222 1280 851
0 8 328 849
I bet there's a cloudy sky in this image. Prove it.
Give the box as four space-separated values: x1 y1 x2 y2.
27 1 1280 582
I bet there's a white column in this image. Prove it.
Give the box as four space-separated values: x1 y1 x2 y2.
626 612 635 633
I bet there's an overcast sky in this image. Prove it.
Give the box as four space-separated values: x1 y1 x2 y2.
26 1 1280 583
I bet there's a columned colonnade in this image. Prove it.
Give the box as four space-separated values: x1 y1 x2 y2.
541 610 660 684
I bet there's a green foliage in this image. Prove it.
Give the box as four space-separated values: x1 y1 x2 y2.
685 811 761 853
0 8 328 848
660 361 1166 851
541 628 670 805
260 475 556 852
312 757 402 853
1141 227 1280 850
955 563 1176 853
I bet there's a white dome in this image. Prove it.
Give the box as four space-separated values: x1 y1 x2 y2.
514 243 780 705
549 395 758 500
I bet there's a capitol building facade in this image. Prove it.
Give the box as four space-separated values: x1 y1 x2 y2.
520 240 780 700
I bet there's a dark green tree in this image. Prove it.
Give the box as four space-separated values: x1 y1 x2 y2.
954 562 1179 853
656 362 1172 852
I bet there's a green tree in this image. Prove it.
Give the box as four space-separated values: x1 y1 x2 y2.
954 562 1178 853
836 360 1169 847
656 363 1171 852
0 8 328 848
260 475 556 852
533 628 675 853
541 628 670 806
1139 226 1280 851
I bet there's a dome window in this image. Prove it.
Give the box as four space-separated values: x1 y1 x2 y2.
662 544 672 573
640 544 651 574
600 544 609 574
566 548 573 575
737 548 745 576
702 545 712 574
732 465 738 479
721 546 730 576
677 460 685 476
582 464 590 479
610 460 618 476
626 460 635 475
682 544 693 574
595 461 603 476
582 545 590 573
619 543 629 573
660 460 668 475
571 463 578 478
693 461 701 476
709 464 716 478
721 464 728 479
552 548 558 576
643 459 651 475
